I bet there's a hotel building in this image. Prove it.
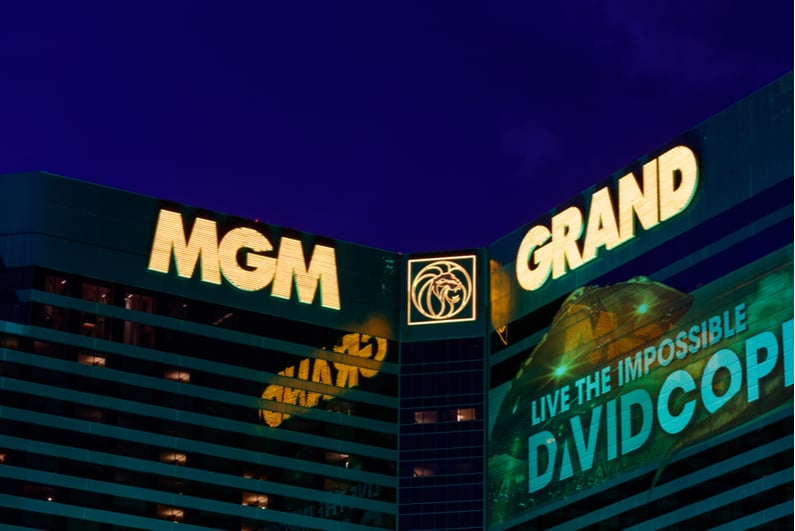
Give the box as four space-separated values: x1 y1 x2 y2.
0 74 791 530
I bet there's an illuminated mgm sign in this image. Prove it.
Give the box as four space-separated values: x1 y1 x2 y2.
147 209 341 309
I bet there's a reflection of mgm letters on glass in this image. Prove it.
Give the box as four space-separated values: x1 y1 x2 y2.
259 333 388 427
408 255 476 325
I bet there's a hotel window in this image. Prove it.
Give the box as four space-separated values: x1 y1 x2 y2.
241 492 269 509
412 465 436 477
77 352 107 367
43 274 71 296
452 407 477 422
123 292 155 347
159 451 187 465
164 368 191 383
40 274 71 331
156 505 184 522
81 282 111 303
80 283 112 339
325 451 351 468
414 410 439 424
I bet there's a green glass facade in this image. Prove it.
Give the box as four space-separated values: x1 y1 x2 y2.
0 74 791 530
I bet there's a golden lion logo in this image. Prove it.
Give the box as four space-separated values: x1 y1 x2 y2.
411 260 473 320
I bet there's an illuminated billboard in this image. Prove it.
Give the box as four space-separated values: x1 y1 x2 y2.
487 247 793 526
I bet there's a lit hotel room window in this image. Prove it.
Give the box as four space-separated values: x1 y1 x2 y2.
453 407 476 422
164 368 190 383
241 492 269 509
156 505 184 522
412 465 436 477
159 451 187 466
413 410 439 424
78 353 106 367
81 283 111 303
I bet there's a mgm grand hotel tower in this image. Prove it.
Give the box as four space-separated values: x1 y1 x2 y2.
0 76 791 530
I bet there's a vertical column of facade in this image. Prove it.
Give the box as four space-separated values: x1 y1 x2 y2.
399 251 486 529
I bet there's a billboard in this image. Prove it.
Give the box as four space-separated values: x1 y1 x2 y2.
487 246 793 526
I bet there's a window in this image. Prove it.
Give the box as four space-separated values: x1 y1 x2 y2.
164 368 190 383
156 505 184 522
159 451 187 465
325 452 351 468
241 492 269 509
412 465 436 477
41 274 71 331
123 293 155 347
414 410 439 424
80 283 112 339
78 353 106 367
452 408 477 422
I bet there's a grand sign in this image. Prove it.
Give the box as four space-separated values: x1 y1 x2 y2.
515 145 698 291
148 209 341 309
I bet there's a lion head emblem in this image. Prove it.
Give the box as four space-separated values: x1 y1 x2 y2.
411 260 473 320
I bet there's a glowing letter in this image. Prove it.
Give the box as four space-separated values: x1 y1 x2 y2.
528 431 557 493
309 358 334 403
658 146 698 221
617 163 658 242
516 225 552 291
260 384 284 427
550 207 583 279
334 362 359 389
702 349 742 413
570 405 602 473
582 187 621 262
352 335 388 378
658 370 695 434
620 388 652 455
218 227 276 291
272 237 341 310
148 209 221 284
281 360 310 408
784 319 793 388
745 331 778 402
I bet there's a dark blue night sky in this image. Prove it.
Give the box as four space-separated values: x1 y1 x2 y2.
1 1 791 252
